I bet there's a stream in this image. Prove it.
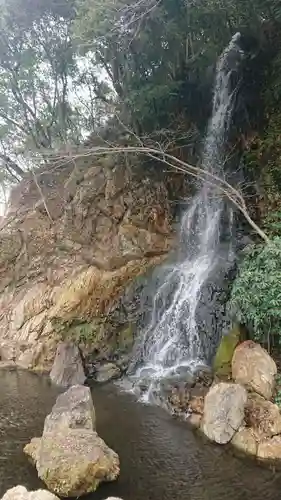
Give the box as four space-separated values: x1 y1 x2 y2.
1 370 281 500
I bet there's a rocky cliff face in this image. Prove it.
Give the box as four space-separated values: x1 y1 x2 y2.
0 155 174 370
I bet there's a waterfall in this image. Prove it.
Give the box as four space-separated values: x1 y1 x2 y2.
129 33 244 400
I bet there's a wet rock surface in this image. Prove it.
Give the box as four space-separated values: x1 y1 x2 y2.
50 342 86 388
195 250 237 364
93 363 121 383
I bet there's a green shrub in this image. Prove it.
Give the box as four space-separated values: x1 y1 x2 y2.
264 210 281 237
229 237 281 344
275 374 281 409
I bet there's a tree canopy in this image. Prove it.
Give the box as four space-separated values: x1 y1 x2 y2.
0 0 280 188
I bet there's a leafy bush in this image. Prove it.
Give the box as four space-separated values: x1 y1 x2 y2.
264 210 281 237
229 237 281 344
274 374 281 409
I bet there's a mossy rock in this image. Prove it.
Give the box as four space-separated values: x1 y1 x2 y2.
54 316 135 361
117 322 135 351
213 325 245 377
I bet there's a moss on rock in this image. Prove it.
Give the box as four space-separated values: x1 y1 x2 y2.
213 324 244 377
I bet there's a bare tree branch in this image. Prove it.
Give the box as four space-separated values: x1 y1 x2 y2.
0 153 25 178
36 144 269 243
30 166 53 222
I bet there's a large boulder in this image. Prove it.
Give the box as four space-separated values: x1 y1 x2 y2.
257 436 281 461
245 393 281 438
50 342 86 387
44 384 95 431
231 427 257 456
24 385 119 497
29 429 119 497
1 487 59 500
201 382 247 444
232 341 277 400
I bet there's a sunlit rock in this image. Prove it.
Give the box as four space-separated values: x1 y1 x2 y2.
24 385 119 497
1 486 59 500
232 341 277 400
202 382 247 444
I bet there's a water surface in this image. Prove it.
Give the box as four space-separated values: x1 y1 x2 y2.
0 370 281 500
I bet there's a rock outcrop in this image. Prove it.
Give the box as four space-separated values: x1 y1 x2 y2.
44 384 96 430
257 436 281 460
24 385 119 497
1 487 59 500
50 342 86 387
0 157 173 370
231 427 257 456
245 393 281 438
201 382 247 444
232 341 277 399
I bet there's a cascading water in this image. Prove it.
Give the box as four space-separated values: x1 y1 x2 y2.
129 33 244 399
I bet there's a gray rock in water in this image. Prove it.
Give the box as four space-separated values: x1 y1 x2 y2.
44 384 96 432
202 382 247 444
50 342 86 388
24 385 120 497
94 363 121 383
1 486 59 500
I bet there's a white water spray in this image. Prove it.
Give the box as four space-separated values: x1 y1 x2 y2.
129 33 243 397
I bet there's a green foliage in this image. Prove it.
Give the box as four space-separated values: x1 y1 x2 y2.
229 238 281 344
0 0 114 184
275 390 281 408
274 374 281 408
242 14 281 205
52 317 105 345
264 211 281 237
71 0 281 150
0 0 280 186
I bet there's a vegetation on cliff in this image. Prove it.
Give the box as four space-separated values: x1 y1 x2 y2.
230 239 281 346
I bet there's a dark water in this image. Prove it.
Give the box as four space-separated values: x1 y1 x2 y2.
0 370 281 500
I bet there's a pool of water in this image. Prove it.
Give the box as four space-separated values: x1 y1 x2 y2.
0 370 281 500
